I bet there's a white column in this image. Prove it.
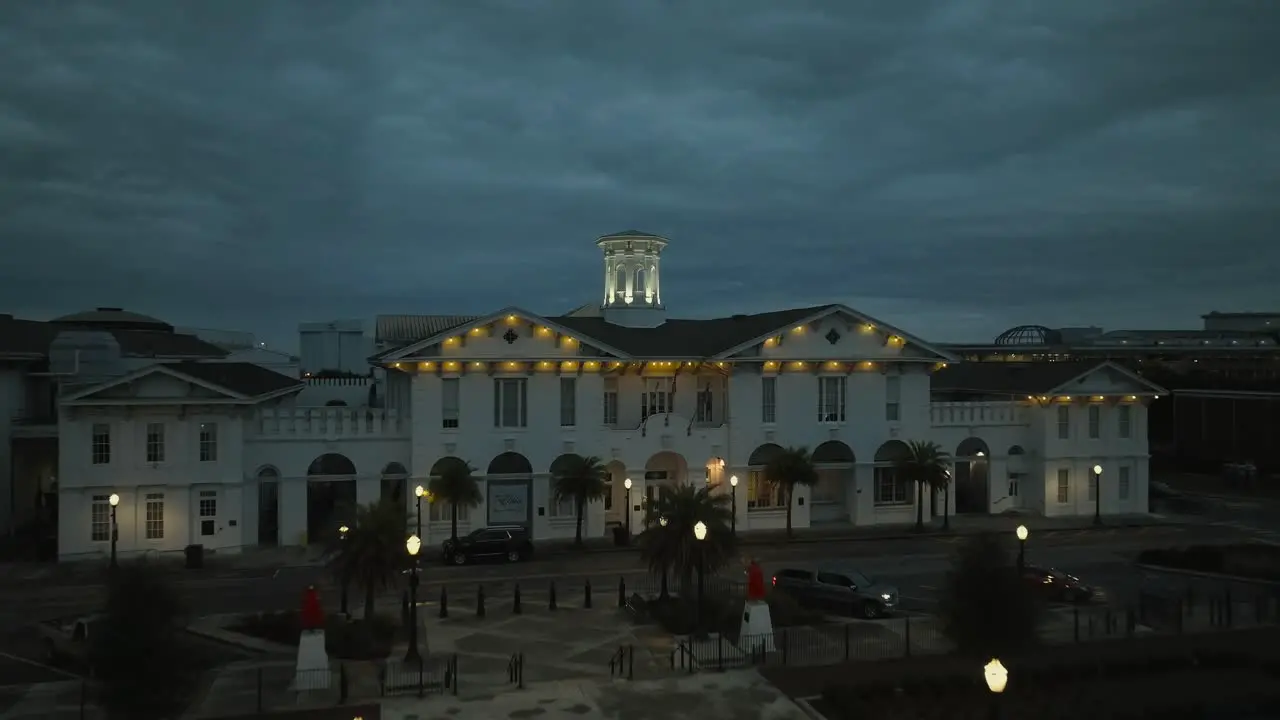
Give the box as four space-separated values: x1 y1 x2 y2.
280 477 307 546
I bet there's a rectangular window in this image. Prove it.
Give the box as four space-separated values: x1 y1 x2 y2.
560 377 577 427
761 377 777 424
1056 406 1070 439
1008 473 1026 498
873 468 910 505
603 481 613 511
812 468 846 504
92 424 111 465
199 423 218 462
429 501 470 522
549 491 576 517
493 378 528 428
145 423 165 463
1118 467 1131 500
885 375 901 422
1056 469 1070 503
746 470 782 509
1118 405 1132 439
145 493 165 540
441 378 460 429
91 495 111 542
199 490 217 537
640 389 669 419
1088 405 1101 439
818 376 847 423
696 385 714 423
603 386 618 426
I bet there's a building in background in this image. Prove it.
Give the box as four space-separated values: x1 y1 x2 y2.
298 320 370 376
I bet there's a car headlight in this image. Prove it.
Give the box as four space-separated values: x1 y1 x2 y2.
881 593 892 601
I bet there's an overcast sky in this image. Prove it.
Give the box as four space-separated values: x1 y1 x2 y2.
2 1 1277 349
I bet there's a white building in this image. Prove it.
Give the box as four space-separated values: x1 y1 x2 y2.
47 232 1166 561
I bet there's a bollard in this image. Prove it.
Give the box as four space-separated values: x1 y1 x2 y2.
513 584 522 614
549 581 558 610
339 663 349 704
618 577 626 608
903 616 912 657
477 586 486 618
440 586 449 619
584 579 593 609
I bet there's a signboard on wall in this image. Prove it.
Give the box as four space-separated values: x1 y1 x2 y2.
488 480 531 527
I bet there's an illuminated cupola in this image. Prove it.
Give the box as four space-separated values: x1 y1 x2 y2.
597 230 668 328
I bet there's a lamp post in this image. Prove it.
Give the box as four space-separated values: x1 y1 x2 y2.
405 534 422 664
338 525 350 616
1092 464 1103 526
623 478 633 538
728 475 738 536
108 493 120 571
1015 525 1028 574
693 521 707 630
983 658 1008 719
414 485 426 538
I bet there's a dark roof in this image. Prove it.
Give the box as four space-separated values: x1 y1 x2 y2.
931 361 1106 395
550 305 831 357
166 362 302 397
598 230 663 239
0 315 226 359
51 307 171 331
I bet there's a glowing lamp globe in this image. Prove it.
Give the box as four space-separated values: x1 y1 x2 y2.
624 478 632 490
693 521 708 541
729 475 739 487
108 493 120 507
1092 464 1103 475
984 658 1008 693
1015 525 1028 541
405 534 422 556
659 516 668 527
415 485 426 498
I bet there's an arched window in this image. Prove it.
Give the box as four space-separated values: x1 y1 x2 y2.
615 267 627 295
635 267 647 295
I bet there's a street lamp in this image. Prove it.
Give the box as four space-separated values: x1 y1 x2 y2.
984 657 1008 718
623 478 633 538
659 516 668 527
693 521 707 630
976 451 985 457
1092 464 1103 526
1015 525 1028 574
414 485 426 538
405 534 422 664
338 525 350 616
728 475 738 536
108 493 120 570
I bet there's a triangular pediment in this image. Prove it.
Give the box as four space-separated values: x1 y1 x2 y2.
63 365 244 404
1048 362 1167 396
374 306 630 363
719 305 957 363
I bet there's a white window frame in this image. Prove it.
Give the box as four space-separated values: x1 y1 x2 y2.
493 378 528 428
818 376 846 423
1118 467 1131 500
560 377 577 427
1056 406 1070 439
873 467 910 506
885 375 901 422
548 490 576 518
441 378 460 429
746 470 783 510
695 385 714 423
1087 405 1101 439
1007 472 1025 498
145 492 165 540
811 467 847 504
761 376 777 424
199 423 218 462
641 389 669 419
92 424 111 465
429 500 470 522
91 495 111 542
1056 469 1070 503
1118 405 1132 439
603 389 618 426
199 490 217 537
145 422 165 463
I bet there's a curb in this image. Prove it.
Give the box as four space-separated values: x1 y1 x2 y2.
1132 563 1280 587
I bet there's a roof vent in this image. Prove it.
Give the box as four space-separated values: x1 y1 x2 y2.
96 307 124 312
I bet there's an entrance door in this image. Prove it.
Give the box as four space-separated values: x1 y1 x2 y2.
257 481 279 546
954 462 990 514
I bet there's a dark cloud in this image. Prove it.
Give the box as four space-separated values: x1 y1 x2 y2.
1 0 1277 346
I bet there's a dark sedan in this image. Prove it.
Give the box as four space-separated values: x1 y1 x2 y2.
1022 565 1099 604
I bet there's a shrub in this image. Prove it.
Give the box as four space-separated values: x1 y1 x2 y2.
938 533 1042 658
229 611 301 645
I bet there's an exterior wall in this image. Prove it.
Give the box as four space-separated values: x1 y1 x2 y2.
294 376 376 407
0 366 23 533
299 320 370 375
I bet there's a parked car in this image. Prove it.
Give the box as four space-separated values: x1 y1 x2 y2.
442 526 533 565
37 614 101 665
772 567 899 618
1021 565 1098 604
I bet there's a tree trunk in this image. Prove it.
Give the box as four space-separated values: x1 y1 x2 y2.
785 486 794 539
574 496 584 546
363 580 376 621
450 503 459 542
944 484 951 530
915 481 925 531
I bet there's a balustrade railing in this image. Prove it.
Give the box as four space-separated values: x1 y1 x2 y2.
253 408 408 438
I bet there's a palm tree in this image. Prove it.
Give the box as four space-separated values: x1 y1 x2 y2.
894 440 952 532
551 454 609 547
427 458 482 542
639 484 736 598
327 497 409 621
763 446 819 539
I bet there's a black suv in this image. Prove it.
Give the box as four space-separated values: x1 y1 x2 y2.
442 526 533 565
